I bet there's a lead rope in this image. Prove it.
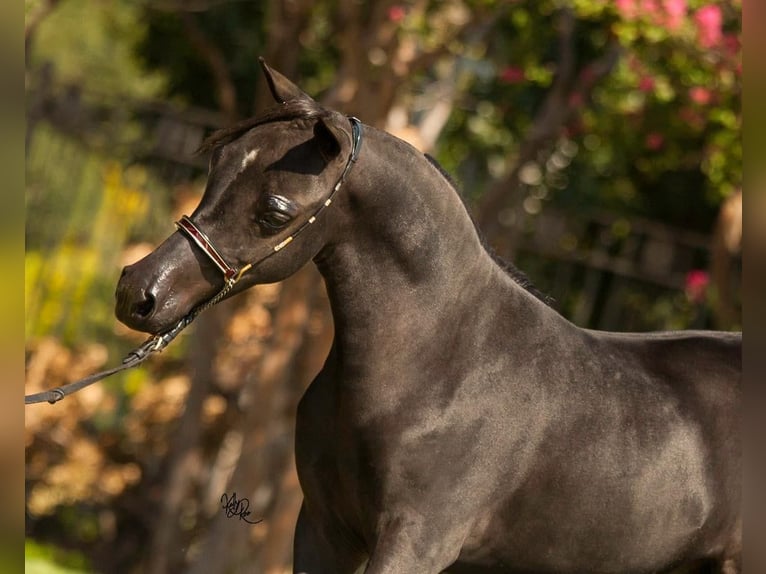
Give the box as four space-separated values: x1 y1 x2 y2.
25 116 363 405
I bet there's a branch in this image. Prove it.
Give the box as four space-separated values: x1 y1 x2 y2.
255 0 315 112
710 189 742 328
405 5 500 77
476 14 620 246
180 11 239 122
25 0 61 43
147 0 251 13
385 6 500 146
524 7 577 143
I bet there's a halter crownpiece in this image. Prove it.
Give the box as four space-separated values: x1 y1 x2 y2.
25 116 364 405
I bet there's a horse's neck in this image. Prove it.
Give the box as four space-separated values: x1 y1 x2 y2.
314 129 549 373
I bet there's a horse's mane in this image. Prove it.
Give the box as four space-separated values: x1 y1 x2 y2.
424 155 555 308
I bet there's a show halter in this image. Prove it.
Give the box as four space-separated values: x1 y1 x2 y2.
25 116 363 405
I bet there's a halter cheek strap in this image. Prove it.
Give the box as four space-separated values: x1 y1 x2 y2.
24 116 363 405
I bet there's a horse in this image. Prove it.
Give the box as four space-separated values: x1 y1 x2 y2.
115 60 741 574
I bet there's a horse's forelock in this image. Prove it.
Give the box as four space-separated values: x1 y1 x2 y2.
196 99 325 155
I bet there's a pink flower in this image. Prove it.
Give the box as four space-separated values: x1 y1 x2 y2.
616 0 638 19
695 5 723 48
685 270 709 303
640 0 660 21
689 86 712 105
663 0 687 30
645 132 664 150
722 33 741 57
639 75 656 92
500 66 525 84
563 121 584 138
568 92 584 108
388 5 406 22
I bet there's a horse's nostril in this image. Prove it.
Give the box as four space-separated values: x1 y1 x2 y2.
133 292 156 318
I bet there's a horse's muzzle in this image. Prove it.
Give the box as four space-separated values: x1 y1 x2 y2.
115 264 162 332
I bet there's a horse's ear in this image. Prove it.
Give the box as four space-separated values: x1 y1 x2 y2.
313 117 345 161
259 57 312 104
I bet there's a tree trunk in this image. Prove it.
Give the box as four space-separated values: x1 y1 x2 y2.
145 296 241 574
186 266 329 574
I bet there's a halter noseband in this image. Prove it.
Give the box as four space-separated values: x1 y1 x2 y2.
25 116 363 405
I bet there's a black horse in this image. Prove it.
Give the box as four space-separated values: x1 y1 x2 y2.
115 61 741 574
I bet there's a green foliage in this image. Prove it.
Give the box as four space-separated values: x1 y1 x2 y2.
30 0 166 102
435 0 740 233
27 0 176 347
139 2 267 113
26 124 171 345
578 1 741 216
130 0 741 235
25 540 92 574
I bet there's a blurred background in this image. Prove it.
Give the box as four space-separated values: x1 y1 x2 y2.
24 0 741 572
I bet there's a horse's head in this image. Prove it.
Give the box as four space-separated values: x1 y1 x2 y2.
115 60 360 334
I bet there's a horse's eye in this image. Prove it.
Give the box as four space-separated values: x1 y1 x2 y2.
260 210 292 230
258 195 295 231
